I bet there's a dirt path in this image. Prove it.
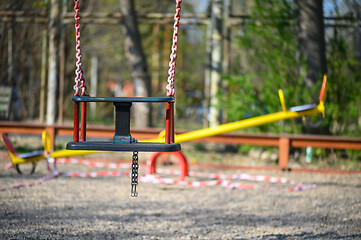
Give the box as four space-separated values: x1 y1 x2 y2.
0 155 360 239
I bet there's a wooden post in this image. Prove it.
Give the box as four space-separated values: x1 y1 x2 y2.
163 24 171 86
152 24 160 92
209 0 223 128
90 56 98 119
57 0 67 124
58 0 68 124
58 24 65 124
177 29 183 70
203 22 212 129
46 0 60 125
40 30 47 123
222 0 231 75
7 25 13 84
7 24 13 120
45 126 56 151
279 136 290 170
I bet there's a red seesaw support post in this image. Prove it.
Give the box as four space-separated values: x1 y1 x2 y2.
146 151 188 181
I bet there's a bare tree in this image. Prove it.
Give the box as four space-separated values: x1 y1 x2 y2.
120 0 151 128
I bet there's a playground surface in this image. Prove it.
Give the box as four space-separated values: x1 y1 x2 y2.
0 155 360 239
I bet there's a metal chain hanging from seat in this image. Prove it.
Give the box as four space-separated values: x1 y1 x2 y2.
131 151 139 197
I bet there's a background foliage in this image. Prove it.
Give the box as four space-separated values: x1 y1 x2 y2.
220 0 361 137
0 0 360 138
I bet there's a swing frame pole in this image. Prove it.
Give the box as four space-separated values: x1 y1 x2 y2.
73 102 79 142
165 102 175 144
170 102 175 143
80 102 87 141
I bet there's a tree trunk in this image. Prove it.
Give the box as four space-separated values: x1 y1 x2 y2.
120 0 151 128
296 0 328 134
209 0 223 128
46 0 60 125
296 0 327 89
39 29 47 123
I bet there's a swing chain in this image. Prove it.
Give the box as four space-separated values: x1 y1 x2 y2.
131 151 139 197
166 0 182 97
74 0 87 96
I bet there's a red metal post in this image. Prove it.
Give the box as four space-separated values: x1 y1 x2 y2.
165 102 171 144
73 102 79 142
80 102 87 141
170 102 175 143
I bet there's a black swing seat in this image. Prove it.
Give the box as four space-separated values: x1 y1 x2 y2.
72 96 176 103
66 141 180 152
66 96 181 152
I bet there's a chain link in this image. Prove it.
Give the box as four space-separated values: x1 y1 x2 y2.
73 0 87 96
131 151 139 197
166 0 182 97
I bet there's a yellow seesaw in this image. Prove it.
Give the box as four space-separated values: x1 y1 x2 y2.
2 75 327 172
1 131 100 173
144 75 327 144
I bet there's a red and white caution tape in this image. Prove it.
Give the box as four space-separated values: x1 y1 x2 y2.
141 175 257 190
1 158 316 192
55 158 316 191
56 158 131 169
63 170 130 178
58 170 259 190
5 162 13 169
157 169 290 184
56 158 316 191
140 174 315 191
60 171 315 192
0 171 59 192
57 158 302 186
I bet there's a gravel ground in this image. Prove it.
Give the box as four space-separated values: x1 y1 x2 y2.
0 154 360 240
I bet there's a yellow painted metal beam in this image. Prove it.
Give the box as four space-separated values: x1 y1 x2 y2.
143 75 327 144
49 149 101 159
142 101 325 144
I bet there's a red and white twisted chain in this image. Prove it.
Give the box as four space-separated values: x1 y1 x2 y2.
74 0 87 96
166 0 182 97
